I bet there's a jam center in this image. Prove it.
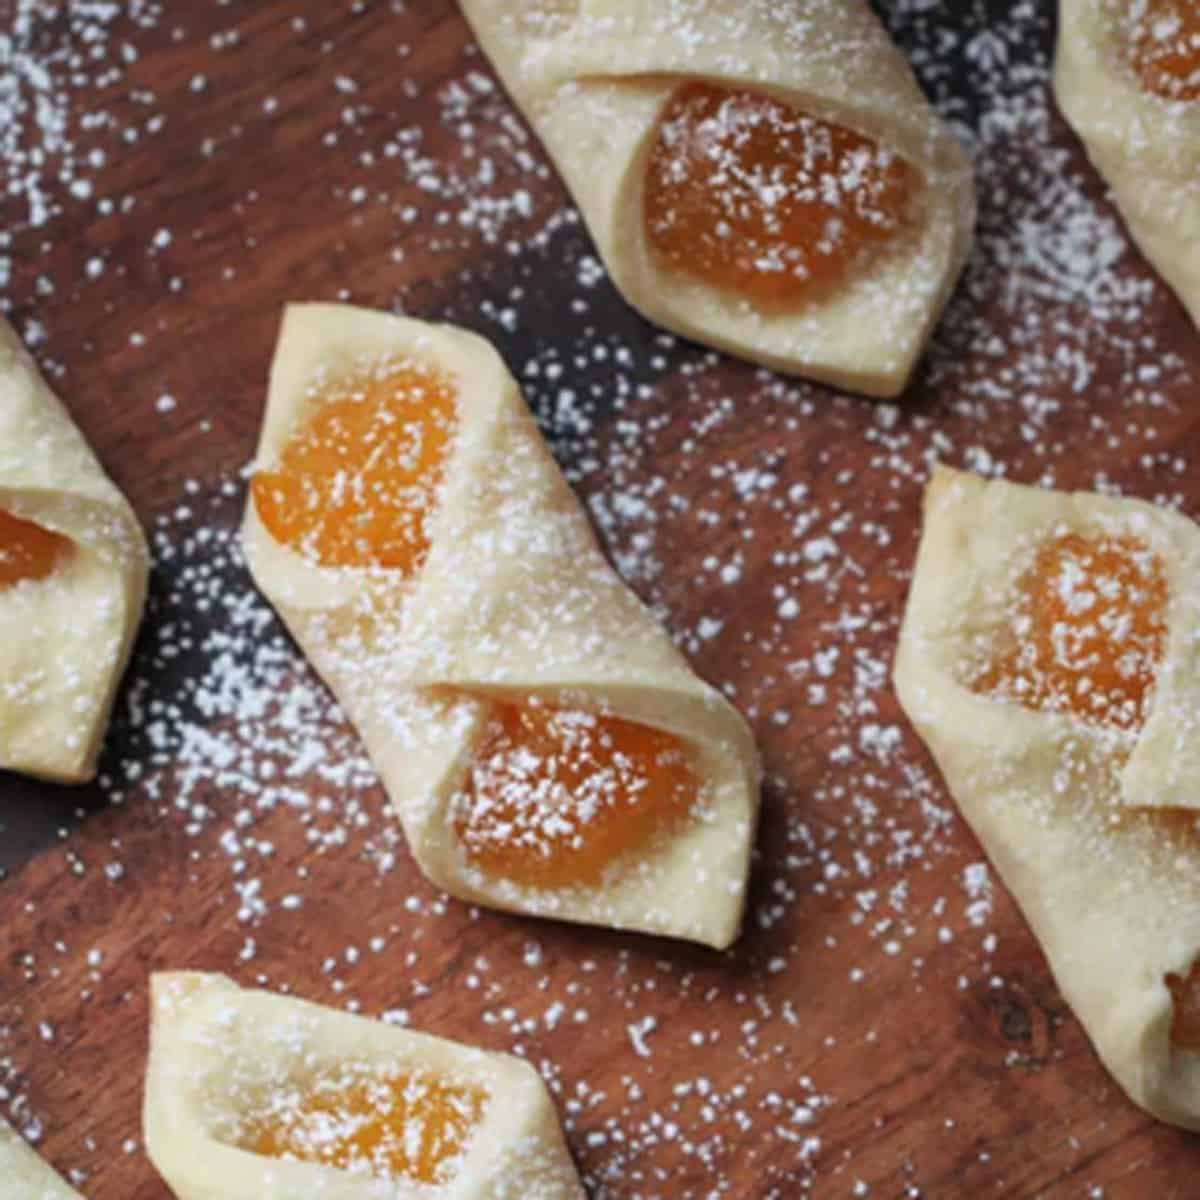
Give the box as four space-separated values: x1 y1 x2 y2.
1168 964 1200 1051
453 700 698 889
1130 0 1200 101
973 532 1167 732
0 508 73 589
238 1068 486 1183
251 362 457 572
643 82 918 308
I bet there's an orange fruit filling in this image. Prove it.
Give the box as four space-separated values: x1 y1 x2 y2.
643 82 918 309
974 532 1168 732
0 508 73 589
453 700 698 889
251 361 457 572
238 1068 486 1182
1167 965 1200 1051
1130 0 1200 101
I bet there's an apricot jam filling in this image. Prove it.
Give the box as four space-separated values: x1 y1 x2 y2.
251 361 458 573
0 508 73 590
452 700 699 890
643 82 918 309
238 1067 486 1182
1167 966 1200 1051
973 532 1168 732
1130 0 1200 101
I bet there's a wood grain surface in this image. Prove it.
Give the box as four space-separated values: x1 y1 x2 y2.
1 2 1199 1197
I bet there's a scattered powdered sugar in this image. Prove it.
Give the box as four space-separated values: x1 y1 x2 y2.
0 0 164 233
105 515 385 870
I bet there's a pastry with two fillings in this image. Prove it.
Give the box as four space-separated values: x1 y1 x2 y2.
457 0 975 397
0 315 148 783
1056 0 1200 327
0 1117 84 1199
895 465 1200 1128
143 973 584 1199
242 303 761 949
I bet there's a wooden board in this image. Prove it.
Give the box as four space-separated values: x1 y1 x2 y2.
2 2 1199 1196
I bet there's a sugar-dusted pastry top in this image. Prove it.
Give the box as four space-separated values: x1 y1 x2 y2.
0 315 149 783
895 465 1200 1128
458 0 975 396
1055 0 1200 328
947 471 1197 973
956 514 1200 1044
144 972 584 1199
249 338 709 895
242 304 760 947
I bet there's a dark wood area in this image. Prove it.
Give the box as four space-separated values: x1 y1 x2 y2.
1 2 1198 1197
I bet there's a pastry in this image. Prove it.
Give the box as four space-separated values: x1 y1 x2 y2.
242 304 761 949
144 972 584 1199
1056 0 1200 326
0 316 148 783
0 1117 83 1198
895 465 1200 1128
457 0 975 397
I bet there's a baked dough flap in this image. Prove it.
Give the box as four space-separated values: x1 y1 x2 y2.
242 303 761 949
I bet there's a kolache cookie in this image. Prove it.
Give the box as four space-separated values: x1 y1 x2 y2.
144 972 584 1199
0 1117 83 1199
242 304 761 949
895 465 1200 1129
0 316 148 783
457 0 975 397
1056 0 1200 326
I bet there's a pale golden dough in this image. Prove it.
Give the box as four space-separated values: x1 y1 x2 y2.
0 316 148 783
895 466 1200 1129
242 304 761 948
0 1118 83 1199
143 972 584 1200
458 0 975 397
1055 0 1200 327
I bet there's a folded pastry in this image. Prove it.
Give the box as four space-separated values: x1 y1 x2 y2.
895 465 1200 1128
0 1118 83 1199
457 0 975 397
242 304 760 948
144 972 584 1199
0 316 148 783
1056 0 1200 326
